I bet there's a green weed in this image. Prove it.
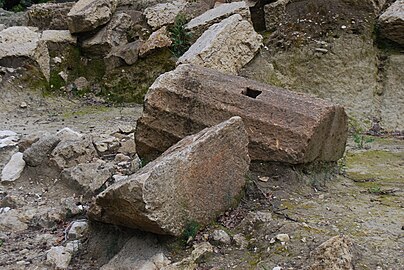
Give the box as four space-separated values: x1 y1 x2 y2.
169 14 192 57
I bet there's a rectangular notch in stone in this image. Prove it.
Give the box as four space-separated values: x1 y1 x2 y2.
242 87 262 99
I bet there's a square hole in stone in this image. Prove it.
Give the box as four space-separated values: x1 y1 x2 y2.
242 87 262 98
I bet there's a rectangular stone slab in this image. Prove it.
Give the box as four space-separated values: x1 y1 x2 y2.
90 116 249 236
135 64 348 164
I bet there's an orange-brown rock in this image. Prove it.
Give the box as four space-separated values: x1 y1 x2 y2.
135 64 348 164
89 116 249 236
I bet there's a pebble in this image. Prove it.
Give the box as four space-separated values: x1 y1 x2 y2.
276 234 290 242
211 229 231 245
20 102 27 108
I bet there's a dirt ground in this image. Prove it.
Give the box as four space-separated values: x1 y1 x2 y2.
0 72 403 270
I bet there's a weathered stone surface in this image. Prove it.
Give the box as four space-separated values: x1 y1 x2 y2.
23 135 61 167
309 235 355 270
90 116 249 236
18 131 49 152
1 152 25 182
46 246 72 269
135 64 348 164
82 13 133 54
264 0 289 31
50 136 98 170
67 0 118 34
177 14 262 75
378 0 404 46
185 1 251 39
40 30 77 45
27 2 75 30
0 8 26 27
144 0 187 30
139 26 172 57
0 130 19 149
56 128 82 142
0 209 28 232
61 160 113 193
100 236 169 270
0 26 50 80
106 40 142 67
54 138 97 168
380 54 404 130
68 221 89 240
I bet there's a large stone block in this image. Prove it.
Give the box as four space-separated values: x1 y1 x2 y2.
27 2 75 30
135 64 348 164
185 1 251 39
67 0 118 34
82 13 132 54
143 0 187 30
378 0 404 46
177 14 262 75
0 26 50 80
90 116 249 236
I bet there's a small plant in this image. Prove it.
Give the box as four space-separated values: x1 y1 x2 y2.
353 133 374 149
368 185 381 194
349 117 374 149
181 220 200 244
169 14 192 57
0 239 3 247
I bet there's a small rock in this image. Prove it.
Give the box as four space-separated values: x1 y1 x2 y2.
66 240 81 254
19 102 27 108
53 56 62 64
211 229 231 245
62 197 84 217
118 139 136 156
24 135 60 167
114 153 131 162
309 235 355 270
73 77 89 91
58 71 68 82
258 176 269 182
1 152 25 182
68 221 88 240
46 246 72 269
275 234 290 242
273 267 282 270
233 233 248 249
315 48 328 54
0 130 17 139
56 127 82 141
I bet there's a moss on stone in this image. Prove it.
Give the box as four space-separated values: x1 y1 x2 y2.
102 49 175 103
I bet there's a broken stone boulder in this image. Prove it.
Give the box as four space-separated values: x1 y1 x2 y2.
90 116 249 236
105 40 142 68
177 14 262 75
185 1 251 39
26 2 75 30
309 235 355 270
40 30 77 46
61 160 114 194
144 0 187 30
1 152 25 182
378 0 404 46
135 64 348 164
139 26 172 57
67 0 118 34
50 136 98 170
82 12 133 54
23 135 61 167
0 26 50 80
